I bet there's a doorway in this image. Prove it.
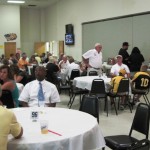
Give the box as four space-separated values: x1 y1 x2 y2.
34 42 46 56
4 42 16 59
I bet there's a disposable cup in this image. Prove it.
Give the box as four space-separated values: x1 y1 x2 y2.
40 120 48 134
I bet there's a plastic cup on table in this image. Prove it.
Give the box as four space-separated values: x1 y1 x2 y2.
40 120 49 134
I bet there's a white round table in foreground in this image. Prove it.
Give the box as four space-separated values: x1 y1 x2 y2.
8 107 105 150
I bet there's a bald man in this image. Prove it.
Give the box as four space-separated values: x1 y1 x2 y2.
19 66 60 107
82 43 103 75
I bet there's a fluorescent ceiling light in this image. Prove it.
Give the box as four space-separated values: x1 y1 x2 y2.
7 1 25 4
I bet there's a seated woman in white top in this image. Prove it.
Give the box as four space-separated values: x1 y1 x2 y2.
58 55 70 71
64 57 80 79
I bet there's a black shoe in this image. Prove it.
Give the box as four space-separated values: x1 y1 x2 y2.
129 101 136 108
120 105 124 110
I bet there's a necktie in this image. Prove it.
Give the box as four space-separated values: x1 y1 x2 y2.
38 82 45 106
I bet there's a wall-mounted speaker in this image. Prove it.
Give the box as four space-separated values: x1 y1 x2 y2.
65 24 73 34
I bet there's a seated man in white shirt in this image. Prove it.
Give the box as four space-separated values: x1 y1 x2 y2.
64 56 80 79
110 55 130 78
19 66 60 107
59 55 70 70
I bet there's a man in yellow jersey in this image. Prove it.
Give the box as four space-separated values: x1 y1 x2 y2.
0 85 23 150
131 64 150 104
109 69 127 110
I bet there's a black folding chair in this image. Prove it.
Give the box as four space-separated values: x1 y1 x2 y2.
0 90 14 108
68 69 80 82
90 79 108 116
29 65 37 81
58 69 80 96
131 74 150 105
57 78 71 96
104 103 150 150
89 71 98 76
108 78 132 115
67 69 89 108
79 94 99 123
68 87 89 109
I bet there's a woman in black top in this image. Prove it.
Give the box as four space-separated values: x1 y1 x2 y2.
46 56 60 85
128 47 145 72
10 64 28 85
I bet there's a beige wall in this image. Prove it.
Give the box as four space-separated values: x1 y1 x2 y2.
44 0 150 61
0 5 20 56
1 1 150 59
20 8 42 56
19 0 150 59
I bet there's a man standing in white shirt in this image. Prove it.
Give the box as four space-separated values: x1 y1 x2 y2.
82 43 103 75
19 66 60 107
110 55 130 78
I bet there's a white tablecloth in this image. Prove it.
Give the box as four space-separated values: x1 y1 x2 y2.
16 83 24 95
8 107 105 150
73 76 111 91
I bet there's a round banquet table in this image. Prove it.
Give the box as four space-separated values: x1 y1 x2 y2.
8 107 105 150
73 76 111 91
